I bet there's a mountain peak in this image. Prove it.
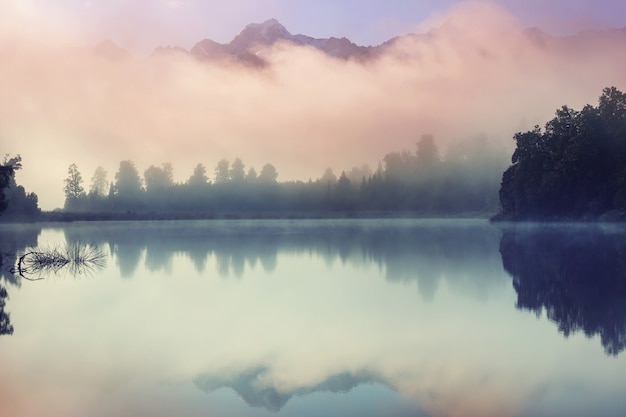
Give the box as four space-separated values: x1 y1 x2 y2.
189 17 373 64
249 18 286 31
93 39 132 60
236 18 291 43
260 18 282 28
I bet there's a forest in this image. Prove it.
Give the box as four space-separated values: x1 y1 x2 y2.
495 87 626 221
2 87 626 221
55 134 505 218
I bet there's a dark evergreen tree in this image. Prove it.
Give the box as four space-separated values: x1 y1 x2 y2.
144 163 174 193
258 164 278 184
114 160 143 197
187 163 209 187
0 158 18 215
214 159 230 184
89 166 108 197
110 160 144 211
230 158 245 183
0 155 40 219
416 134 439 166
245 167 258 183
64 163 87 210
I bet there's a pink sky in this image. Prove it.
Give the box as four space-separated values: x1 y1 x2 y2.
1 1 626 209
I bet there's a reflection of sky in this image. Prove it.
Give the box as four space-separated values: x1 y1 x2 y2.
1 220 626 417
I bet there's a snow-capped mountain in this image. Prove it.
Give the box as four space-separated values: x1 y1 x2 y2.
144 18 626 67
229 18 296 52
189 18 372 64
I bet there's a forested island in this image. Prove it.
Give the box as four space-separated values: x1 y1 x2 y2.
495 87 626 221
2 87 626 222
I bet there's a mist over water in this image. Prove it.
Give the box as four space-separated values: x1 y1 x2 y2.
2 219 626 417
2 2 626 416
1 1 626 209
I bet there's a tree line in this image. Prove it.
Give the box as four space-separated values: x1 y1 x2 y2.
62 135 506 216
5 86 625 221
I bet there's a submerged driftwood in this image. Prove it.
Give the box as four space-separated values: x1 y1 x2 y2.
14 243 105 280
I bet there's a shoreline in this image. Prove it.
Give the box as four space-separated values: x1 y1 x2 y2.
1 210 495 223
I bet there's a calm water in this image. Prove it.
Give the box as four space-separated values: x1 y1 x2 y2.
1 219 626 417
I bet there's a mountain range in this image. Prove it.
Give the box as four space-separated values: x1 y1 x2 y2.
97 18 626 66
152 18 381 65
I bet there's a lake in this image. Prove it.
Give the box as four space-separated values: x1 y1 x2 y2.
1 219 626 417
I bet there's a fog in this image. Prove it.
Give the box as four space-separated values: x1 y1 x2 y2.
1 1 625 209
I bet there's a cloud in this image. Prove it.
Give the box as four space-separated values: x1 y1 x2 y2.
161 0 187 8
1 1 625 209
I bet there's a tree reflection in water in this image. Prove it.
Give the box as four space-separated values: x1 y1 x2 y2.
0 225 105 337
62 219 504 298
500 224 626 355
0 283 13 336
0 225 41 337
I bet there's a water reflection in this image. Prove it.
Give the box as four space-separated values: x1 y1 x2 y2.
500 224 626 355
194 368 383 412
2 220 626 416
15 243 106 280
63 219 505 298
0 224 41 337
0 224 41 287
0 284 12 335
0 224 105 337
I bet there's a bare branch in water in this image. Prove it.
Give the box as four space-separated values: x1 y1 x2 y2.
14 243 106 280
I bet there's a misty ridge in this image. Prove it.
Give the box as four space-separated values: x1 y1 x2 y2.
2 1 626 210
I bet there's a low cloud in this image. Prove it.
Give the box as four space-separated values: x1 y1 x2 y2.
1 1 625 209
